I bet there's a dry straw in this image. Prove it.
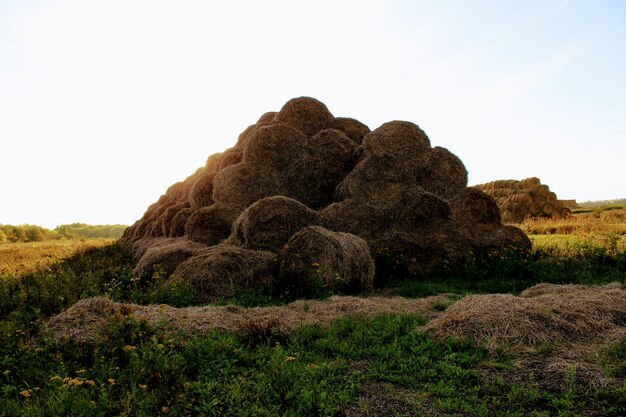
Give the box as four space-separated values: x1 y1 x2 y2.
121 96 533 299
279 225 375 295
171 244 278 301
132 239 207 278
421 283 626 354
273 96 334 137
227 196 320 253
46 293 454 345
184 204 242 245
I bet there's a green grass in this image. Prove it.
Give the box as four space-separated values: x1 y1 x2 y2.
1 239 625 416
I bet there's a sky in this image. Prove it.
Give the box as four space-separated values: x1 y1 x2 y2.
1 0 625 229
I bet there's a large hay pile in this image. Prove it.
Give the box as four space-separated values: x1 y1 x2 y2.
472 178 572 223
119 97 531 299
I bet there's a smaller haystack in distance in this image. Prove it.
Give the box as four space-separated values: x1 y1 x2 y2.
472 177 572 223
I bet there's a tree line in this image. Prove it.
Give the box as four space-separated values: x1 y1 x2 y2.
0 223 127 243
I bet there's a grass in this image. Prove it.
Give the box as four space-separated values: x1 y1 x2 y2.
1 213 625 416
0 239 115 278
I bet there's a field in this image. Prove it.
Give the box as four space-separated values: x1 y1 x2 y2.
1 207 625 416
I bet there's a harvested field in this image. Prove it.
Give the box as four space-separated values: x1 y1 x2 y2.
46 294 454 345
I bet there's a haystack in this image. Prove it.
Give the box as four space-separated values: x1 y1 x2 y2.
216 148 243 170
473 178 572 222
360 121 430 158
227 196 320 253
243 123 308 169
282 128 357 208
414 146 468 199
212 163 283 210
328 117 371 145
421 283 626 353
188 172 216 209
171 245 278 301
157 202 191 236
273 96 333 137
168 207 194 237
132 238 207 278
279 226 375 296
184 204 242 245
122 96 532 299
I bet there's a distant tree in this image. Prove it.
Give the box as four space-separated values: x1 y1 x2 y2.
0 229 7 243
25 226 45 242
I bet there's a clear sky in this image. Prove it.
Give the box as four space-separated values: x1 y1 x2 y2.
1 0 625 229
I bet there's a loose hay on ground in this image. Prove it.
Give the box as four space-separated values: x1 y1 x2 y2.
421 283 626 353
45 294 454 345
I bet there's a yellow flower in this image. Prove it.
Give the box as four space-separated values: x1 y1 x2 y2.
19 389 31 398
306 363 320 369
123 345 137 352
76 369 87 374
162 406 169 413
284 356 296 362
85 380 96 386
139 384 148 389
108 378 116 385
67 378 84 386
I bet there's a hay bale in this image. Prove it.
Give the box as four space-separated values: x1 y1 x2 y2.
324 187 452 240
335 154 402 200
205 152 222 172
168 207 194 237
234 112 277 149
243 123 308 169
172 244 278 301
415 146 468 199
128 237 176 262
158 202 191 236
421 283 626 353
273 96 334 137
279 226 374 297
281 128 357 208
133 238 207 278
450 188 501 225
257 111 277 124
188 172 216 210
212 163 283 210
519 177 540 188
370 226 473 276
469 224 532 256
184 204 242 245
360 121 431 158
328 117 370 144
216 148 243 170
227 196 320 253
